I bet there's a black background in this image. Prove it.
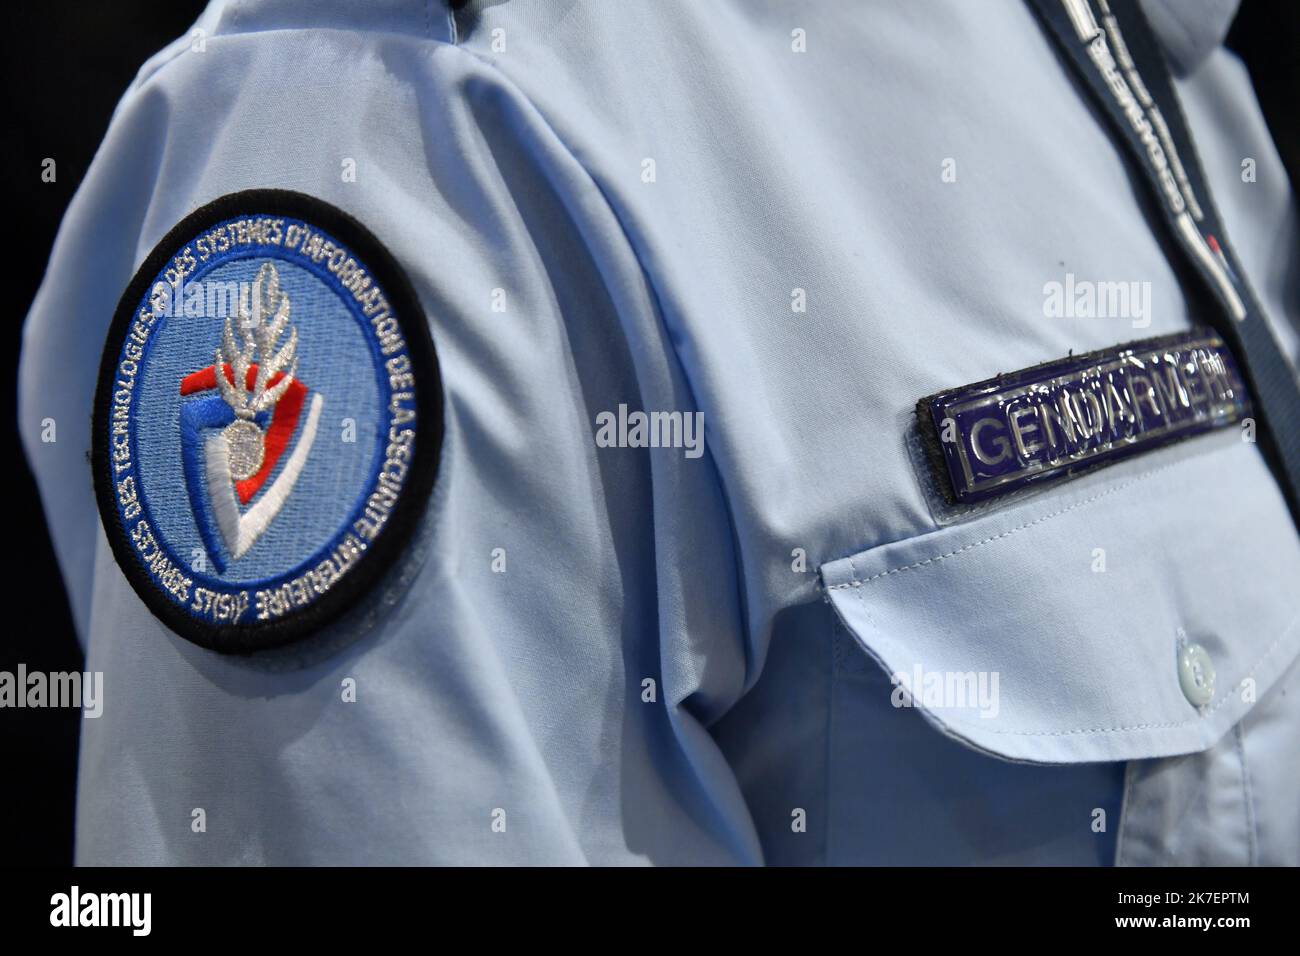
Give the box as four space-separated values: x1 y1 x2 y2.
2 1 1296 867
4 1 207 867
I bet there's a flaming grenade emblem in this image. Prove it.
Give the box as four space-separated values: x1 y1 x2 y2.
216 262 299 481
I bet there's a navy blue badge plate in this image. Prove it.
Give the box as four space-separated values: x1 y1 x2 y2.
93 190 442 653
918 331 1251 504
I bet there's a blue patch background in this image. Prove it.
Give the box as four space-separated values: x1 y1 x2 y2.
128 230 389 590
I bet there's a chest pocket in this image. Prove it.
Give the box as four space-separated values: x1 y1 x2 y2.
821 428 1300 767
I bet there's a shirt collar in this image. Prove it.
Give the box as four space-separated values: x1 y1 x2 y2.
1138 0 1241 75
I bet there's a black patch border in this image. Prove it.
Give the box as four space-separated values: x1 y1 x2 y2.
92 189 443 654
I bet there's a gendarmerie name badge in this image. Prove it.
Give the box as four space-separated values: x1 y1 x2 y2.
93 191 442 652
918 330 1251 504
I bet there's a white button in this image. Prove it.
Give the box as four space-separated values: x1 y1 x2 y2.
1178 643 1216 707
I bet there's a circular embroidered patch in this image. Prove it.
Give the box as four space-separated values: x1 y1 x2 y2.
93 190 442 652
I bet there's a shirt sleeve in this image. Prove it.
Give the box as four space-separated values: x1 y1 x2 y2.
20 4 761 864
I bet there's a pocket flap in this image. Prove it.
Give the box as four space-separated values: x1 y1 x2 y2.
821 433 1300 764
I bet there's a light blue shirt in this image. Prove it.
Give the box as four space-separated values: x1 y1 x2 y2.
20 0 1300 864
